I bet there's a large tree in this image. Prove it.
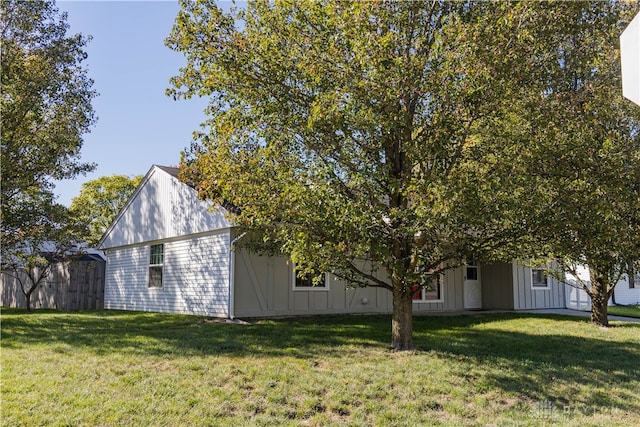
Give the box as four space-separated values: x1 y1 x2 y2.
520 3 640 326
167 0 559 350
1 0 97 251
70 175 143 246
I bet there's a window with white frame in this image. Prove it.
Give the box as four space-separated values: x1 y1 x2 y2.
531 268 549 289
412 273 443 302
293 265 328 290
149 244 164 288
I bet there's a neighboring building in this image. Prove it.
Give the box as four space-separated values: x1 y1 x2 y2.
565 265 640 310
0 248 106 310
614 272 640 305
621 11 640 106
98 165 572 318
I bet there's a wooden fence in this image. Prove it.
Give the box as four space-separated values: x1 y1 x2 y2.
0 260 105 310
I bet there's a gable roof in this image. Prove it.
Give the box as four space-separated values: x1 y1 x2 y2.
98 165 232 250
156 165 180 178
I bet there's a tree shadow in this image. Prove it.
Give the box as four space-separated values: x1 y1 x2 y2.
3 309 639 413
413 313 640 413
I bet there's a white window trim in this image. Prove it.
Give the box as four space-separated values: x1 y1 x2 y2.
292 266 329 291
465 259 479 281
531 267 550 290
148 244 164 289
412 274 444 303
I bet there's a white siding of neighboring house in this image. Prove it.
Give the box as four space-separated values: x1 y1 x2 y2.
565 266 640 308
512 261 566 310
565 265 592 310
103 231 231 317
614 275 640 305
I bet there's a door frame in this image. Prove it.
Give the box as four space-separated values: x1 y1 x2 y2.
464 259 482 309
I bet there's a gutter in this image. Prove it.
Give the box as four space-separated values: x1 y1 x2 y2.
228 231 247 319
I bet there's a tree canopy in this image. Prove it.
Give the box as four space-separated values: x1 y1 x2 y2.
517 3 640 325
1 0 97 251
168 0 640 347
70 175 143 246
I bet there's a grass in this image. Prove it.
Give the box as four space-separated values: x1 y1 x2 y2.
608 304 640 319
1 309 639 426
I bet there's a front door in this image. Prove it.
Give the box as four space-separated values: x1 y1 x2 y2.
464 259 482 309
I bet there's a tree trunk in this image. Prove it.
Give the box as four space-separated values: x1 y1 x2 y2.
392 282 414 351
25 290 33 312
588 269 609 327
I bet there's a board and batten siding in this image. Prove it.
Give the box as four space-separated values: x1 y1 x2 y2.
233 250 466 317
512 261 566 310
412 265 464 313
103 231 231 317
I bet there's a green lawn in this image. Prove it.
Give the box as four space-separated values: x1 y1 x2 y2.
608 304 640 319
2 309 639 426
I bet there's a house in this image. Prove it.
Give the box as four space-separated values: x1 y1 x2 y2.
565 265 640 310
98 165 569 319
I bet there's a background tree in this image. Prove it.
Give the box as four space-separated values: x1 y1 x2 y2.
519 2 640 326
70 175 143 246
168 1 558 350
1 0 97 252
0 193 85 311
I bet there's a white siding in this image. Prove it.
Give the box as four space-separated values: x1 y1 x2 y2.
104 231 230 317
614 276 640 305
100 166 231 249
564 266 640 308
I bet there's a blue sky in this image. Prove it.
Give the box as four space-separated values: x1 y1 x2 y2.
54 0 213 206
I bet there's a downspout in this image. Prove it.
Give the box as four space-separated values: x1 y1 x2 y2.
228 231 247 320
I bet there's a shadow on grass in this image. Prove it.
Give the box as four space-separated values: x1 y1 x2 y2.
412 313 640 412
3 308 639 412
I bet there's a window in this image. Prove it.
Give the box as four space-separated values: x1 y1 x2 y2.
149 244 164 288
531 268 549 289
466 258 478 281
412 274 443 302
293 265 327 290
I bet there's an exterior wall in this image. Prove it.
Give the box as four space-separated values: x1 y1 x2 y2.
565 266 640 308
412 265 465 313
565 264 591 310
100 166 231 249
0 261 105 310
481 262 515 310
104 230 231 317
613 275 640 305
566 286 592 310
512 261 566 310
233 250 465 318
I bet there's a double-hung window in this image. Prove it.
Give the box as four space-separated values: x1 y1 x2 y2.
149 244 164 288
